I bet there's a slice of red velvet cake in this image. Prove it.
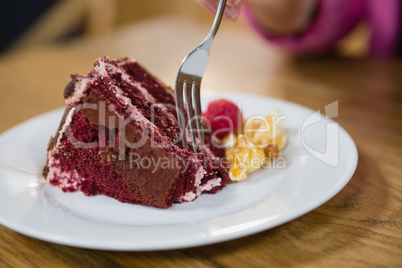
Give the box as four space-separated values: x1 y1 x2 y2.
43 56 229 208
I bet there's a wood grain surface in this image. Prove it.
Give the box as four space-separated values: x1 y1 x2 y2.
0 16 401 267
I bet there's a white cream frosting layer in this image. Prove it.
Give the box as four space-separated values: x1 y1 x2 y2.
46 107 85 190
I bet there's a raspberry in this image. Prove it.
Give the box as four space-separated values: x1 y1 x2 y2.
203 99 242 138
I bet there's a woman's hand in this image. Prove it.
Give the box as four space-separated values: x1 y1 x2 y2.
194 0 318 35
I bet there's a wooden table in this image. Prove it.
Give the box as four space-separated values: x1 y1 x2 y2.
0 16 401 267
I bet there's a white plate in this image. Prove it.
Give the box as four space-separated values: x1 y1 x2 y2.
0 92 358 251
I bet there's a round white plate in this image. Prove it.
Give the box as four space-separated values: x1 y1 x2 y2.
0 92 358 251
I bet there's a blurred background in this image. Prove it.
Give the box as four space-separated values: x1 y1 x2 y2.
1 0 223 54
1 0 369 56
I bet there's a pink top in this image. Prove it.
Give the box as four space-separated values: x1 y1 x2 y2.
243 0 401 57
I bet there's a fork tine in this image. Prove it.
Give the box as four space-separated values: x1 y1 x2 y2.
185 81 198 152
175 81 188 150
192 84 204 150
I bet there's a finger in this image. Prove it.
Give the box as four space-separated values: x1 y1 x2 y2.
195 0 242 21
194 0 217 14
227 0 242 7
223 4 241 20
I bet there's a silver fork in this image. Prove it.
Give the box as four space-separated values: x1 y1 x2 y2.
175 0 227 152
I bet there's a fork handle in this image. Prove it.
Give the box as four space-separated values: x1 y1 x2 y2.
204 0 227 43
